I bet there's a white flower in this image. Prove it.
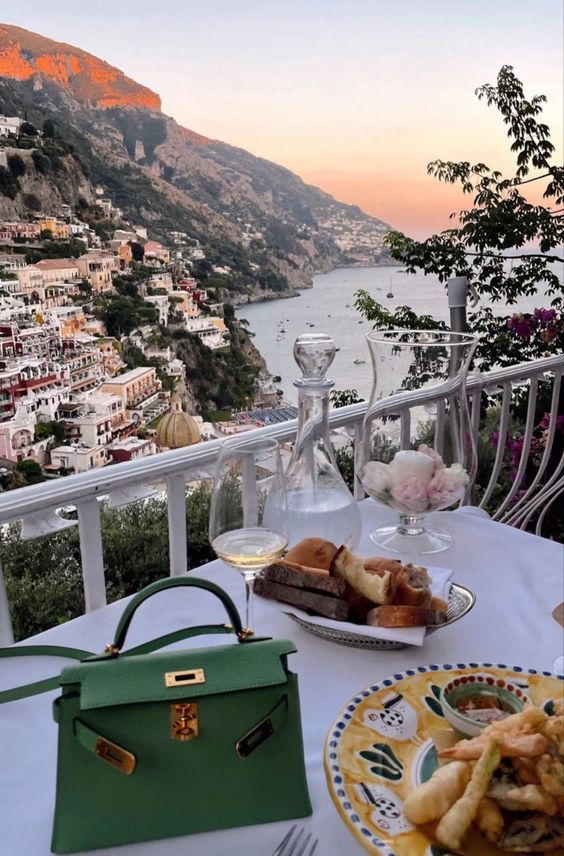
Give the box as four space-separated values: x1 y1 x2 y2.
362 461 392 498
427 463 470 509
445 463 470 486
389 450 435 487
417 444 446 471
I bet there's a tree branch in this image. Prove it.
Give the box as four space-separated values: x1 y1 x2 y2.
463 252 563 261
511 171 553 186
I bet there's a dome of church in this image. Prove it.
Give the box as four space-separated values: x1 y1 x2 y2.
156 397 200 449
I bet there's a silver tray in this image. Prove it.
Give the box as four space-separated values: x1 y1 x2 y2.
285 582 475 650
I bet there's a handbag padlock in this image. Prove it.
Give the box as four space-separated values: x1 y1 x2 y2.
171 702 199 741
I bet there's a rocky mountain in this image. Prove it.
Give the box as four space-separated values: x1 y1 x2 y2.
0 23 391 299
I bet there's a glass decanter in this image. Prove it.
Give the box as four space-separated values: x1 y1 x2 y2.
284 333 362 549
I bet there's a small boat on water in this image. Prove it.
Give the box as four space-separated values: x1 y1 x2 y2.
353 358 366 365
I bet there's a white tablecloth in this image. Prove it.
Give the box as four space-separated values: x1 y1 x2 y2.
1 501 563 855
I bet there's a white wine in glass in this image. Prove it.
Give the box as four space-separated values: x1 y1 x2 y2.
209 437 288 632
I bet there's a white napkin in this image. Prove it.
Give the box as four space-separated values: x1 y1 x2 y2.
266 566 453 647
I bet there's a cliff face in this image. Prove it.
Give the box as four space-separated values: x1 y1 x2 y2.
0 23 391 300
0 146 94 219
0 24 160 110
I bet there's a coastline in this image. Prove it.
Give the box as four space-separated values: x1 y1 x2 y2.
231 259 400 307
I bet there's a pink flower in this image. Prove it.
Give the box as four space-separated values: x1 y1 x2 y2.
427 464 469 509
533 307 557 324
507 313 533 339
390 477 429 513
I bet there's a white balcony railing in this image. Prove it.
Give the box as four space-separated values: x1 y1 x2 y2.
0 354 562 645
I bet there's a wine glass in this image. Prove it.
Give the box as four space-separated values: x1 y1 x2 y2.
209 437 288 633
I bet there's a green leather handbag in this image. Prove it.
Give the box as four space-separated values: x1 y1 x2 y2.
0 576 312 853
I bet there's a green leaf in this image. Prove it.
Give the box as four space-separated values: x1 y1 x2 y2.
359 743 404 775
424 696 445 718
543 699 555 717
368 764 403 782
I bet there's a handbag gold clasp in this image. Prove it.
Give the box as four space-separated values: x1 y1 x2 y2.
171 702 199 741
165 668 205 687
95 736 136 774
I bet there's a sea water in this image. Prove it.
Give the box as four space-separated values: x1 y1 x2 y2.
237 265 554 402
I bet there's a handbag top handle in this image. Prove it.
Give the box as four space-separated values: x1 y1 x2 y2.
112 576 245 654
0 576 252 704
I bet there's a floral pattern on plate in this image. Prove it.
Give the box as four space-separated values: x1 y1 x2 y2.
324 663 563 855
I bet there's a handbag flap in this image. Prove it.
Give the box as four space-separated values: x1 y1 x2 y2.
59 639 297 710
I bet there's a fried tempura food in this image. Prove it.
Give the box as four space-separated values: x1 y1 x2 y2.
403 760 471 824
439 731 548 760
475 796 504 844
487 706 548 733
436 740 501 852
537 754 564 797
541 700 564 755
501 815 564 852
501 784 559 816
513 756 541 785
408 700 563 852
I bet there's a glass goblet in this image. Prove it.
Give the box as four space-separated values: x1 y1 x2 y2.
358 329 478 554
209 437 288 632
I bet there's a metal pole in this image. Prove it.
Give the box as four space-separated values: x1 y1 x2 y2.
447 276 470 333
77 498 107 612
167 473 188 576
0 557 14 645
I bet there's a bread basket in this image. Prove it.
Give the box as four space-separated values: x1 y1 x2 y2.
285 581 475 650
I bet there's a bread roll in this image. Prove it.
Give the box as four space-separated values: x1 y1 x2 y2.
254 577 350 621
263 563 346 596
284 538 338 571
391 563 432 607
363 557 402 575
277 558 329 578
331 545 393 605
367 604 446 628
431 596 448 614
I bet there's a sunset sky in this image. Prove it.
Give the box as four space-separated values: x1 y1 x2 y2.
5 0 563 238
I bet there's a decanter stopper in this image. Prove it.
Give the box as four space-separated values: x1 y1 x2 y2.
293 333 335 387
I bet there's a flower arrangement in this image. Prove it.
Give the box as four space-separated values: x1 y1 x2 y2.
361 445 470 514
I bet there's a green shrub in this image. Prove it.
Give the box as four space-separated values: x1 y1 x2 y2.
2 484 216 641
32 150 51 174
0 166 19 199
7 153 26 177
23 193 42 211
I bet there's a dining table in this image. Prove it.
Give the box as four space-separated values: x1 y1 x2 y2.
1 499 563 856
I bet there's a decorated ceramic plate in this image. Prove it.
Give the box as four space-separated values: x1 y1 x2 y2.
324 663 563 855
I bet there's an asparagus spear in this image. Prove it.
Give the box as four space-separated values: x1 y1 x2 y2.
436 739 501 852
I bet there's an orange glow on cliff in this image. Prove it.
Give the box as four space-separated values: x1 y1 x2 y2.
0 24 161 110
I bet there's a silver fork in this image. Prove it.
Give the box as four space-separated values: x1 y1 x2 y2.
271 824 319 856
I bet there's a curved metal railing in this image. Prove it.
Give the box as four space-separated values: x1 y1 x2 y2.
0 353 561 644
